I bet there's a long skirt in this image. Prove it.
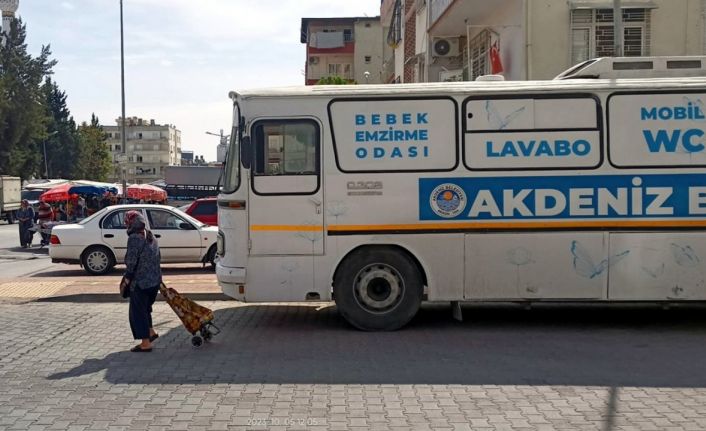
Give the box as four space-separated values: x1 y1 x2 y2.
129 284 159 340
18 223 33 247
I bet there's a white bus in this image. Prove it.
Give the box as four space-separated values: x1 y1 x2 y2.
216 59 706 330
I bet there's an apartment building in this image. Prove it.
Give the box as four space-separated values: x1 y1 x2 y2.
301 16 386 84
382 0 706 83
104 117 181 184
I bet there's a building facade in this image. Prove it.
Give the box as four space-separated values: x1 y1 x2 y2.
381 0 706 83
301 16 385 85
104 117 181 184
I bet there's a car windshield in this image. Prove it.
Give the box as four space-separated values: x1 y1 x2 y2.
177 209 207 228
21 189 44 201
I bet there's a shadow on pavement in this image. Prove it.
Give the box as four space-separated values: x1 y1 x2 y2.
47 302 706 387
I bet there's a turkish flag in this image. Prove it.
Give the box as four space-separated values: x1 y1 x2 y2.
490 41 504 75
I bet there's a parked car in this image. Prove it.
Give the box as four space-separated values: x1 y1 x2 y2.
49 204 218 275
183 197 218 226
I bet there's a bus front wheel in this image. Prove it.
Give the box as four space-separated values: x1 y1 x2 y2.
333 247 423 331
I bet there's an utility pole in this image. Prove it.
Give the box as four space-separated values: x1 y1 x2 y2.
120 0 127 201
120 0 127 156
613 0 623 57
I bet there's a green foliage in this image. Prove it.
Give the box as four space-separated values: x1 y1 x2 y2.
315 75 356 85
0 18 56 180
75 114 111 181
41 77 80 179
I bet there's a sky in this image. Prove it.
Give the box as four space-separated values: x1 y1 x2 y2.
18 0 382 161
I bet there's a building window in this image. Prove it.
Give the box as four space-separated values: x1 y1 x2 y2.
115 145 121 151
387 0 402 48
467 29 492 80
138 132 143 139
570 8 651 65
365 55 372 63
328 63 352 78
343 28 353 42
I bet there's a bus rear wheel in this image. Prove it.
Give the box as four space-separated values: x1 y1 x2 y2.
333 247 423 331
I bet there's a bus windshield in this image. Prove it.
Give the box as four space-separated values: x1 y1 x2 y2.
223 104 241 193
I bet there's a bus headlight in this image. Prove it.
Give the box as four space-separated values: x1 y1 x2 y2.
217 231 225 256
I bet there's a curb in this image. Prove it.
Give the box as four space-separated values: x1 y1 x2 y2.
35 292 232 303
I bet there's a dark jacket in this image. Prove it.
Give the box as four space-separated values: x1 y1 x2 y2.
124 233 162 289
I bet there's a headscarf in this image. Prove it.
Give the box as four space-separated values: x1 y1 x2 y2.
21 199 29 207
125 210 155 243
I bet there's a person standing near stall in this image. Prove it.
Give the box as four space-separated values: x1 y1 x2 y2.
37 201 54 246
16 200 35 248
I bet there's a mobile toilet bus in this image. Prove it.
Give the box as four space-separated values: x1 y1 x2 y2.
216 57 706 330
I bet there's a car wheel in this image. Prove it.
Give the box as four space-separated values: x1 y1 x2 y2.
6 211 15 224
333 247 423 331
205 245 217 271
82 246 115 275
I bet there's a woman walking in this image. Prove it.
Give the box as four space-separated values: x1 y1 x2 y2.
124 210 162 352
16 200 35 248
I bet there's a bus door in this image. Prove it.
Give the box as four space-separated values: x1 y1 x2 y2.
248 119 324 256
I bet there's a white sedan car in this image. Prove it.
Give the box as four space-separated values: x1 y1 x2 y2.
49 204 219 275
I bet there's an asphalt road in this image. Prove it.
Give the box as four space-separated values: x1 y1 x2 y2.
0 222 57 278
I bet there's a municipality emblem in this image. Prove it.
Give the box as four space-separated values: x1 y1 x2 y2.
430 183 466 218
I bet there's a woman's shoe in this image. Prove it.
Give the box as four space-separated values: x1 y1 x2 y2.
149 334 159 342
130 345 152 352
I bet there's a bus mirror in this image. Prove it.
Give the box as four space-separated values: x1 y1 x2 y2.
241 135 252 169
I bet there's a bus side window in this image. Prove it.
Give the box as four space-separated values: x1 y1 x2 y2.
252 121 319 176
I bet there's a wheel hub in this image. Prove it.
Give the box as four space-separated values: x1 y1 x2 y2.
354 263 404 313
87 251 108 271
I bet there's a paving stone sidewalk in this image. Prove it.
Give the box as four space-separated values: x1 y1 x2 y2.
2 300 706 430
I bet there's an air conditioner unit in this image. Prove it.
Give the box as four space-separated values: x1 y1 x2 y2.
432 37 460 58
309 56 320 65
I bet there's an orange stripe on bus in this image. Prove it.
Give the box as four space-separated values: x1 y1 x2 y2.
250 225 323 232
327 220 706 231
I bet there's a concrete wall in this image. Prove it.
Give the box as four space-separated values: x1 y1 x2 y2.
476 4 525 80
651 0 702 56
529 0 705 80
528 0 570 80
354 20 384 83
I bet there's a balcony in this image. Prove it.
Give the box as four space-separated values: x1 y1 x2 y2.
430 0 455 26
429 0 519 36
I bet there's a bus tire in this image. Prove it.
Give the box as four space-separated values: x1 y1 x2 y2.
333 247 423 331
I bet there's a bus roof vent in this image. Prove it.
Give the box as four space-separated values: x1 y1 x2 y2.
554 56 706 80
475 74 505 82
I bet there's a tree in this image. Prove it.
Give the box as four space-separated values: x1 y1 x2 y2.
0 18 56 179
315 75 356 85
41 77 80 179
76 114 111 181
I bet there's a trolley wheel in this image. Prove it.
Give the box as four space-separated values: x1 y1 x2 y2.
191 335 203 347
333 246 423 331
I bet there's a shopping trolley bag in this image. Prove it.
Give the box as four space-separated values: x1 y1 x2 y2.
159 282 220 347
